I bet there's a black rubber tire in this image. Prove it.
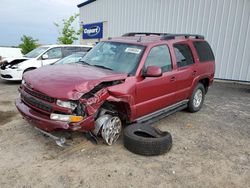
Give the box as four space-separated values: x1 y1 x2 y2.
123 123 172 156
187 83 205 113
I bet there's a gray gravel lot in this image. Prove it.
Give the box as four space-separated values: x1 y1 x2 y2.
0 80 249 188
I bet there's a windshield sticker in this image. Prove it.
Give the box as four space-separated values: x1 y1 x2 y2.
125 48 142 54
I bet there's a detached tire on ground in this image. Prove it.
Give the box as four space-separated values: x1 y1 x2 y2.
123 123 172 156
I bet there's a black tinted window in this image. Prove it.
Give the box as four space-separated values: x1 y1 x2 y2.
174 44 194 67
193 41 215 62
145 45 172 72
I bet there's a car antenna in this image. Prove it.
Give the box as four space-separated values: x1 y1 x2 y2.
137 36 142 42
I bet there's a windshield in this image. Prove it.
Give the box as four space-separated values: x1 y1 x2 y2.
81 42 145 74
55 52 86 65
24 47 49 58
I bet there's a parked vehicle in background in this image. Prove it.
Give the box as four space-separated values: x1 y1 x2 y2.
53 52 88 65
16 33 215 146
0 44 92 81
0 47 23 60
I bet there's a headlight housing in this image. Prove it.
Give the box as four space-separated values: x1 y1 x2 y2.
10 64 23 71
56 100 77 110
10 65 18 69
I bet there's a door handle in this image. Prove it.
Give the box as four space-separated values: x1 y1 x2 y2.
170 76 176 82
192 71 197 76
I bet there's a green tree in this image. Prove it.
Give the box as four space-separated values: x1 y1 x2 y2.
18 35 39 55
54 13 82 44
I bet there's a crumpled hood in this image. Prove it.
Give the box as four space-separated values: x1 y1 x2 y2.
23 64 127 100
1 57 29 68
3 57 28 63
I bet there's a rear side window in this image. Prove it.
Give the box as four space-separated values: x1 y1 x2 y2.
174 44 194 67
193 41 215 62
80 47 92 52
62 47 79 57
62 47 92 57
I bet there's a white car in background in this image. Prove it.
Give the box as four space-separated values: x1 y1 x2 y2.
0 44 92 81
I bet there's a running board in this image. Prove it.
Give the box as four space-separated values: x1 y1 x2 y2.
136 100 189 125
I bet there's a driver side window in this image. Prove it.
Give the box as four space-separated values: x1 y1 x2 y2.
144 45 172 72
44 48 62 59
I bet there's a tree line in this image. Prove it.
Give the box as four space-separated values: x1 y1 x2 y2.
19 13 81 54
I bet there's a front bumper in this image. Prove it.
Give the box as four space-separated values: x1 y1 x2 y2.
0 68 23 81
15 98 95 132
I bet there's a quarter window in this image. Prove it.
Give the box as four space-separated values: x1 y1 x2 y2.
144 45 172 72
174 44 194 67
193 41 215 62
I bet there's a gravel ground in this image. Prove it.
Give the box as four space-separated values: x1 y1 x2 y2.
0 80 249 188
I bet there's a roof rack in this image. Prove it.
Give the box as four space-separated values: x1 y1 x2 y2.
161 34 205 40
122 32 204 40
122 32 168 37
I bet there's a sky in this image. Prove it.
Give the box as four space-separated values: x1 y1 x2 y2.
0 0 83 46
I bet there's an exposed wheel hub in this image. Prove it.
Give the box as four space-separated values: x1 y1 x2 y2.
101 116 122 145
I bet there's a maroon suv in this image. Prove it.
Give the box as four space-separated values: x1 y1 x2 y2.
16 33 215 145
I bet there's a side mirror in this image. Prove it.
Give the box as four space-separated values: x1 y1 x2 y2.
42 54 49 60
143 66 162 77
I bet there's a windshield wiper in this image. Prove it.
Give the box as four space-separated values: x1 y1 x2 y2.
78 61 113 71
93 65 113 71
78 60 91 66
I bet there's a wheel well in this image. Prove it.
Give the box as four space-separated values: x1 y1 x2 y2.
23 67 36 73
199 78 209 93
101 101 131 123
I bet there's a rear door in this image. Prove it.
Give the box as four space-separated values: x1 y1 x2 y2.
135 45 176 118
172 42 197 101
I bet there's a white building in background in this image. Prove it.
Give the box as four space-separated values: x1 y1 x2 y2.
0 47 22 60
78 0 250 82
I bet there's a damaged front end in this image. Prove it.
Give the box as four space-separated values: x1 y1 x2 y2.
16 78 128 145
0 58 27 70
0 58 28 80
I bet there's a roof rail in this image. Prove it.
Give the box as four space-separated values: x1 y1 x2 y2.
122 32 168 37
161 34 205 40
122 33 205 40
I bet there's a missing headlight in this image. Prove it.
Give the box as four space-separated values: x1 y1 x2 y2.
74 103 86 116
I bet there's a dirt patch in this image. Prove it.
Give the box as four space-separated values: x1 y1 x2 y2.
0 111 18 125
0 81 249 188
0 101 13 105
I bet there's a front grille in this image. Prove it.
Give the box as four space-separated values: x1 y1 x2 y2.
1 74 12 78
24 86 55 103
21 91 52 113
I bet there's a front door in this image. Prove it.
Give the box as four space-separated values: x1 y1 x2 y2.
41 47 62 66
135 45 176 118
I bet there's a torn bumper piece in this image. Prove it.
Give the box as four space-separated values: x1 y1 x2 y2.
34 127 69 147
15 99 95 132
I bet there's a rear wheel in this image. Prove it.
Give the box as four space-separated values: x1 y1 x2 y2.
188 83 205 112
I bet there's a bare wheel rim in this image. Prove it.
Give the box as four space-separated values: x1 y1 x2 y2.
101 116 122 145
193 89 203 108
